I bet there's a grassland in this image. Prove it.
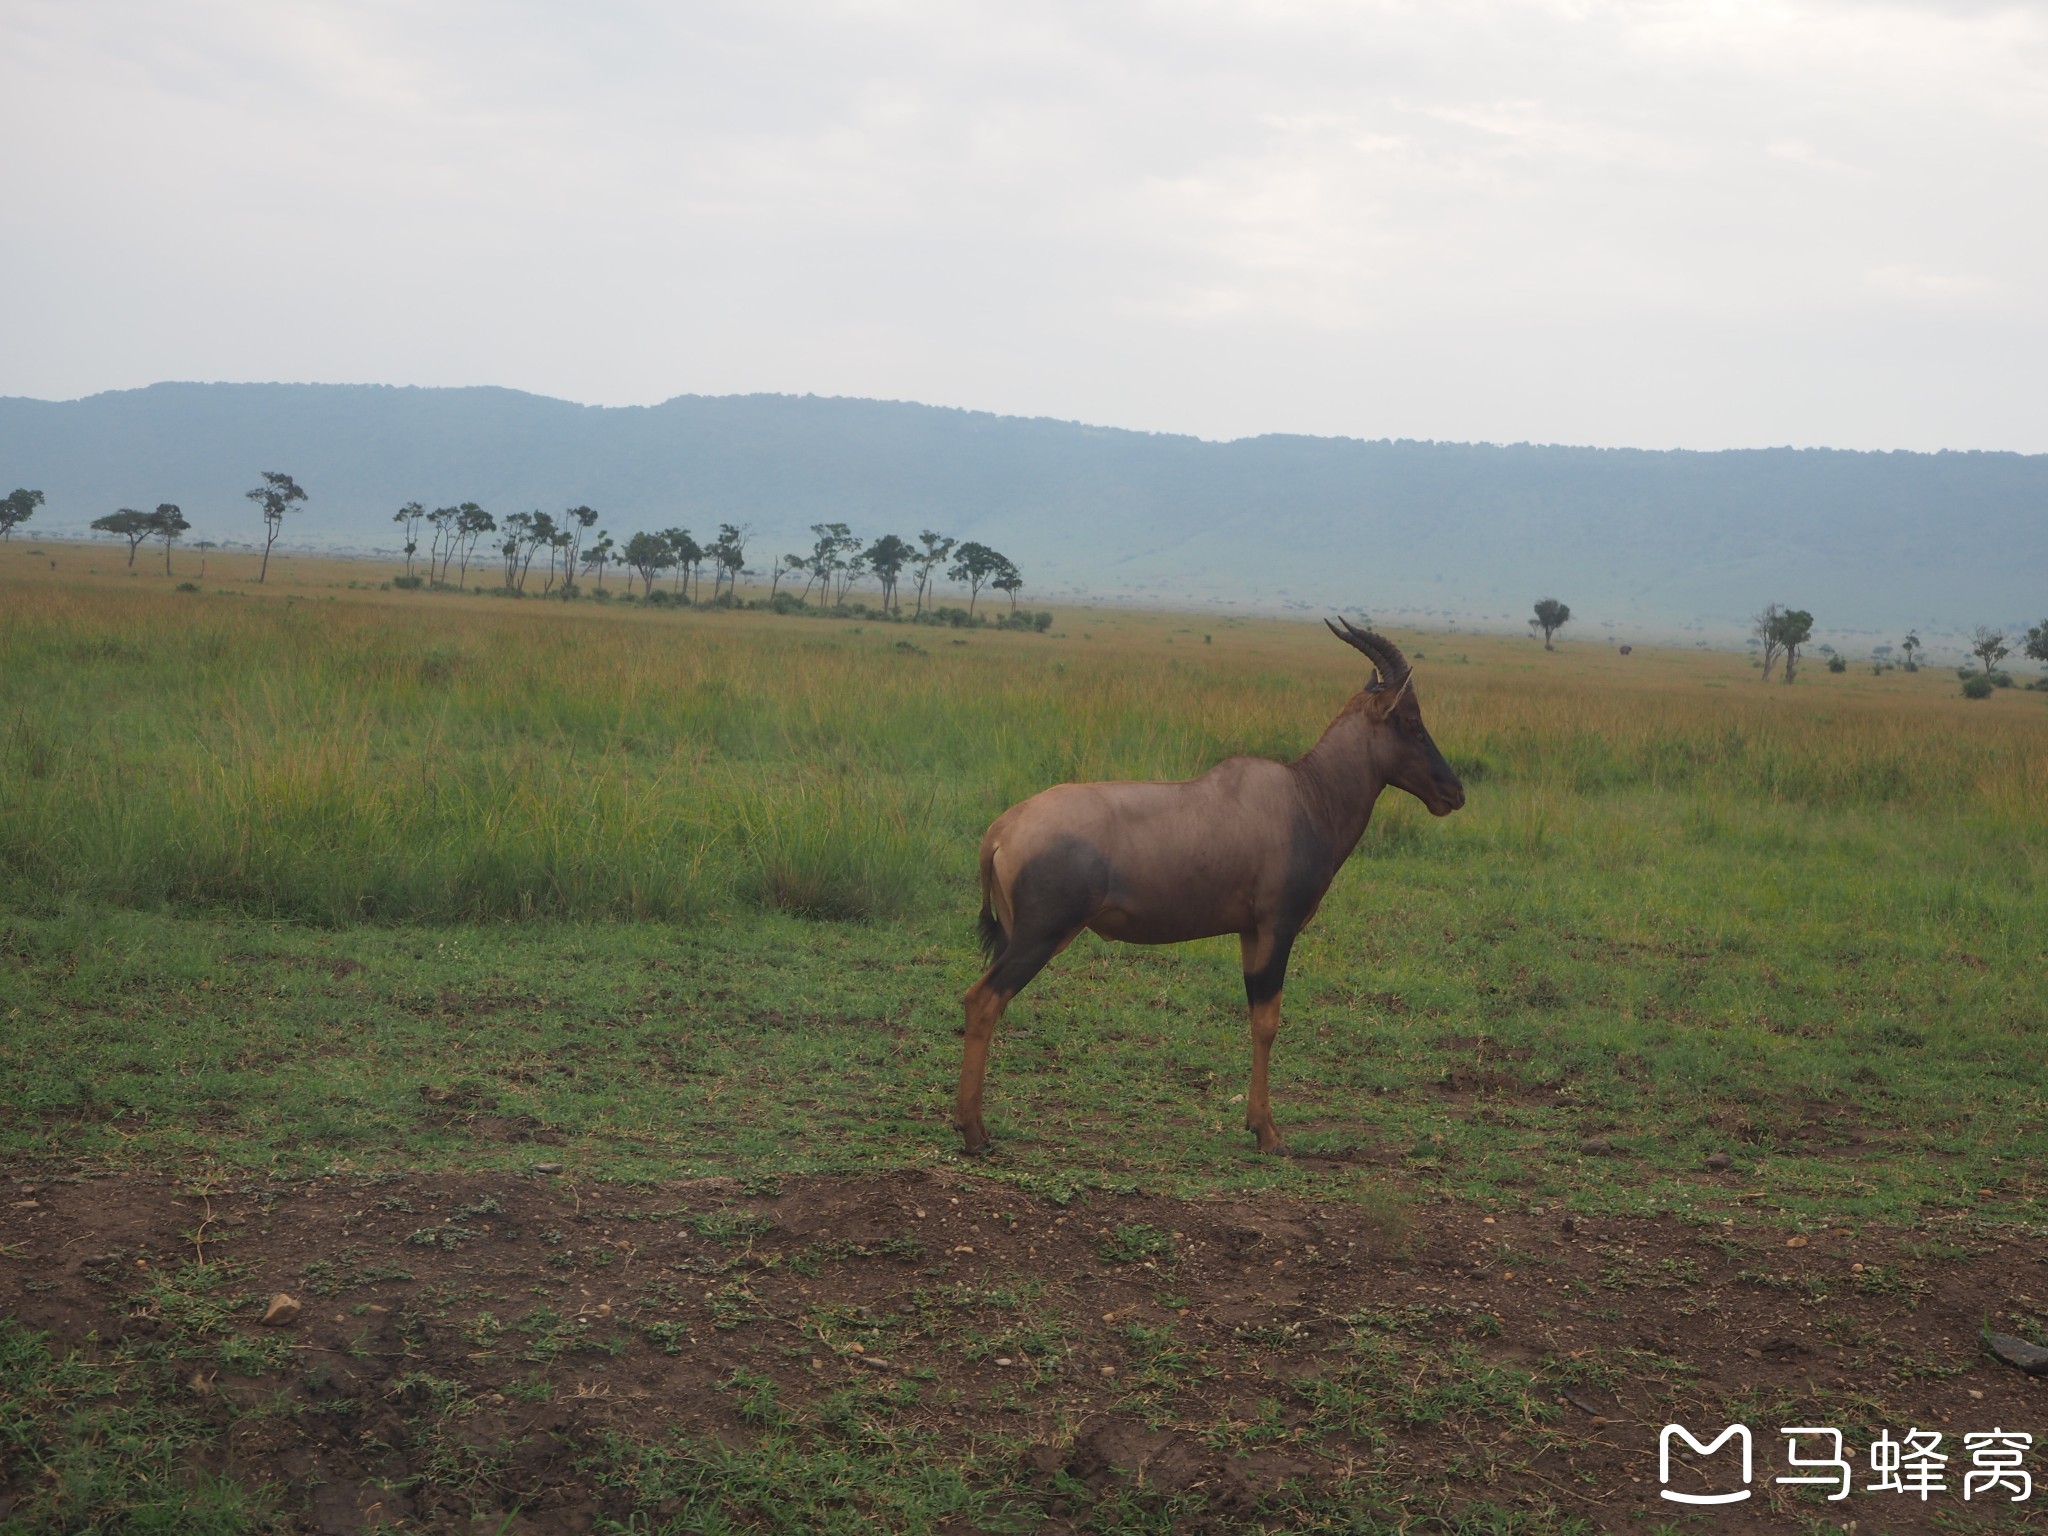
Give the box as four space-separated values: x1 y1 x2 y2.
4 538 2047 1531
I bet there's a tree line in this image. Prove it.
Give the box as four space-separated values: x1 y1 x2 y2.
67 472 310 583
393 504 1032 621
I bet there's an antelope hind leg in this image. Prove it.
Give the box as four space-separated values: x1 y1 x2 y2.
954 978 1004 1155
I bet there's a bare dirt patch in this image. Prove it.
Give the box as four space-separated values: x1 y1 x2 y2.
3 1167 2043 1532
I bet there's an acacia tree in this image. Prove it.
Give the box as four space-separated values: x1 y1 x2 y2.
1901 632 1922 671
245 470 308 583
560 506 599 596
770 552 805 600
2023 619 2048 673
709 524 750 601
581 532 616 592
152 503 190 574
497 513 531 588
426 505 461 586
1754 603 1786 680
392 501 426 577
1 488 43 540
622 530 673 595
1532 597 1571 650
802 522 857 606
835 544 867 605
519 512 555 591
947 541 1005 617
453 503 494 589
1773 608 1815 683
663 528 703 600
991 555 1024 613
1970 626 2010 678
542 524 572 594
912 530 954 617
91 508 156 566
864 533 912 613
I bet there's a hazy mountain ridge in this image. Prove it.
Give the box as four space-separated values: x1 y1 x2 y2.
4 382 2042 644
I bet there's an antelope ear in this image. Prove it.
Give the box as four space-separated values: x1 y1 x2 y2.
1364 671 1413 719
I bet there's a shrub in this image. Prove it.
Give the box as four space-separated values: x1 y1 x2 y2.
1826 654 1846 673
1962 675 1993 700
174 582 199 593
391 574 424 590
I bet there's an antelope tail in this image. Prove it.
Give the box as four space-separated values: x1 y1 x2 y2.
976 841 1008 965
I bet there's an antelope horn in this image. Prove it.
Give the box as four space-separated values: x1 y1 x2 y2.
1324 617 1411 689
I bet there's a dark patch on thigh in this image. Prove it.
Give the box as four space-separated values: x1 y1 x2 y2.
1007 835 1112 941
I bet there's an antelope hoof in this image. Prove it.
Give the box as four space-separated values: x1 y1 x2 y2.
1248 1125 1292 1157
955 1121 993 1157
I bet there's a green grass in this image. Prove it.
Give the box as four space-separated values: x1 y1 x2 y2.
4 556 2046 1530
0 1316 273 1534
2 863 2043 1223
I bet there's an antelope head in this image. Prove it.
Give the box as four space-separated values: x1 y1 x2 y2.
1325 617 1466 816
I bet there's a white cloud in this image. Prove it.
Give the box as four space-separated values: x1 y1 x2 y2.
1 0 2044 448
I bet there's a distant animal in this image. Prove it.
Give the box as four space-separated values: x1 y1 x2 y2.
956 619 1466 1156
1618 644 1632 655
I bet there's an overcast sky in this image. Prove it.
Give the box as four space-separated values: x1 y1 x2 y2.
5 1 2045 449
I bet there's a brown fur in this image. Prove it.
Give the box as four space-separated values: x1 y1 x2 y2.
954 620 1466 1155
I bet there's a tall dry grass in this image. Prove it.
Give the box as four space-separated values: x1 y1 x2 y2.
3 573 2043 925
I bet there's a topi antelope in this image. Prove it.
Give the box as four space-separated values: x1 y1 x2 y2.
956 619 1465 1156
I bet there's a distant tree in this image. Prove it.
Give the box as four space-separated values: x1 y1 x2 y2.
497 514 530 589
581 532 616 593
392 501 426 578
426 505 461 586
802 522 857 606
622 530 673 596
836 543 868 606
559 506 599 597
1900 632 1922 672
1970 626 2010 677
662 528 703 600
542 524 572 595
517 511 555 592
912 530 955 617
244 471 308 583
786 524 843 606
1753 603 1785 680
991 555 1025 613
864 533 913 613
453 503 494 589
947 541 1005 617
151 503 190 574
0 488 43 541
1532 598 1570 650
1772 608 1815 683
710 523 750 601
90 508 157 566
2024 619 2048 669
770 552 804 601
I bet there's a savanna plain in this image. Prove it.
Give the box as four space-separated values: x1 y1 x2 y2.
3 542 2047 1535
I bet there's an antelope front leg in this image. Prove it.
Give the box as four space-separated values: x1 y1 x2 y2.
1240 928 1298 1156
